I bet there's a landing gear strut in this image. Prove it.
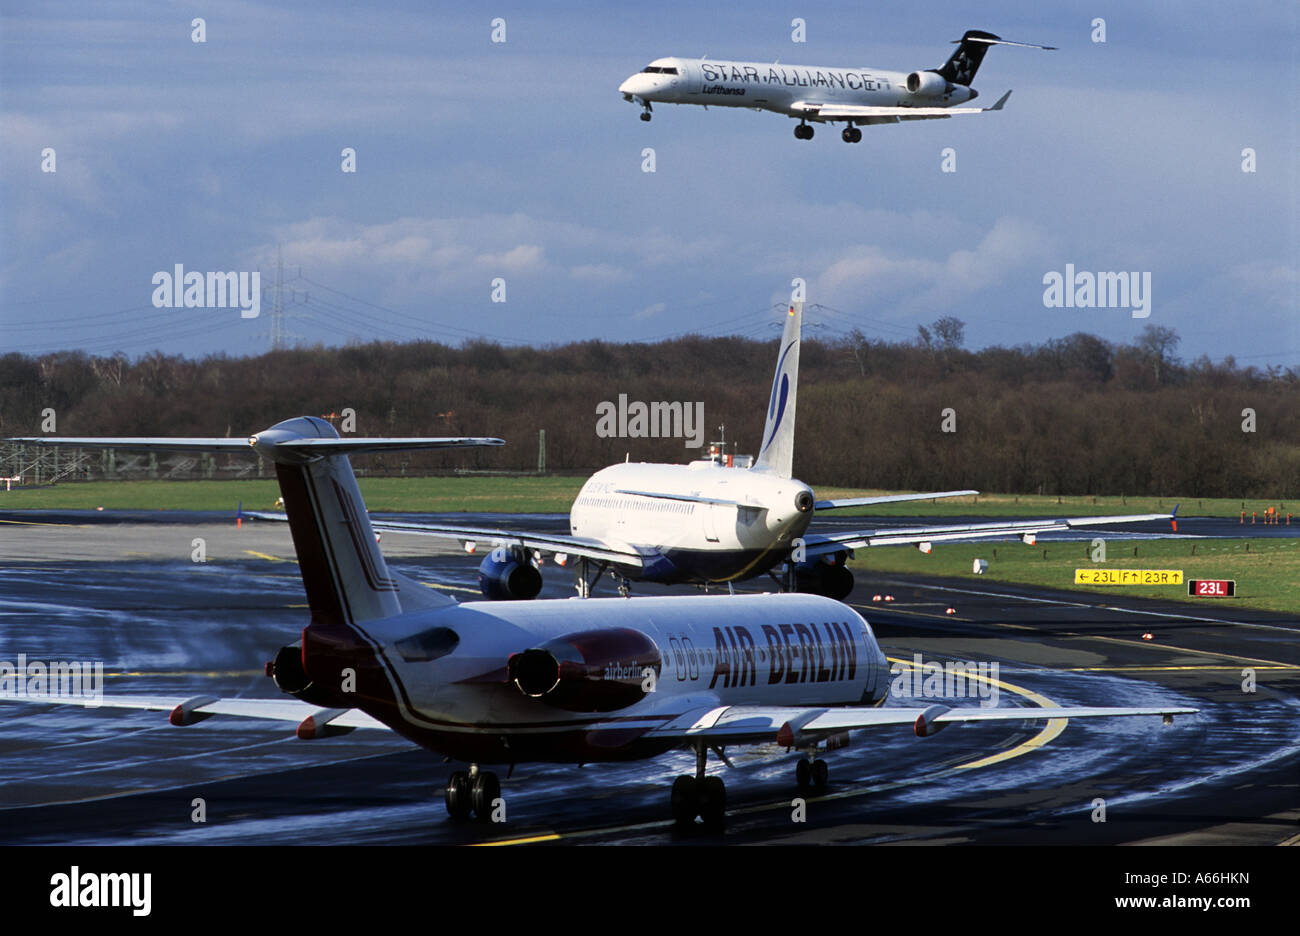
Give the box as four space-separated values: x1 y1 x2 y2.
640 101 653 122
841 125 862 143
445 765 501 823
794 121 814 140
671 743 727 829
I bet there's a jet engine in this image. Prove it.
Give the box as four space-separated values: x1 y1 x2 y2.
266 643 337 706
793 555 854 601
906 70 950 96
507 627 661 712
477 547 543 600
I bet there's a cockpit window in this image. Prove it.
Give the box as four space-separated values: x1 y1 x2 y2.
641 66 677 75
394 627 459 663
661 67 678 75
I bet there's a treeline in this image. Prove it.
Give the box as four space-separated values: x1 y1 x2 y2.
1 327 1297 497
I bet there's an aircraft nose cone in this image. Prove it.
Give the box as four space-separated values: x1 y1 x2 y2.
619 76 636 95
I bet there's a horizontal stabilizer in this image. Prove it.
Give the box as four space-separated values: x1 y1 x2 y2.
10 432 504 465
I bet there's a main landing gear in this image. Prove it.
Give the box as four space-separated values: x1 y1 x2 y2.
671 743 727 830
841 125 862 143
795 753 829 790
445 765 501 822
574 558 631 598
793 121 814 140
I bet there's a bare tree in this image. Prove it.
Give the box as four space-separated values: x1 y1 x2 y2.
931 316 966 351
1136 325 1180 385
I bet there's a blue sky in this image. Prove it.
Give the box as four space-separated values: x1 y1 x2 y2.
2 0 1296 364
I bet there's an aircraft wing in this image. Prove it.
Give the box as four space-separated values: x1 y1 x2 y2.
792 90 1011 123
645 701 1195 745
798 511 1174 559
0 692 389 733
245 511 647 569
814 490 977 511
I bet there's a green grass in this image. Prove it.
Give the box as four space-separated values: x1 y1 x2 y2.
852 537 1300 614
4 477 1294 519
0 476 586 514
4 477 1296 520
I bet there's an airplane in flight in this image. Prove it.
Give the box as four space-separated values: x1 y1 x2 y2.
7 417 1195 828
618 29 1054 141
352 303 1171 602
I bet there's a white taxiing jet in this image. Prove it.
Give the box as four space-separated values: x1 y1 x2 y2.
357 302 1171 602
7 418 1194 827
618 29 1054 141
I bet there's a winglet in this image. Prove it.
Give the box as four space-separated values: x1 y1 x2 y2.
988 90 1012 111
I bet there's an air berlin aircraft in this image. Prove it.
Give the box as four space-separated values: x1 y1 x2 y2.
9 420 1193 828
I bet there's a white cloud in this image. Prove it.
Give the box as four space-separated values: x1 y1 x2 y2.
813 216 1054 308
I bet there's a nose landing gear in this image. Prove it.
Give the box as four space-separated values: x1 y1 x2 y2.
640 102 653 122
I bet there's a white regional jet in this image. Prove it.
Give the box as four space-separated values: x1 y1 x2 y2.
357 303 1171 602
8 418 1193 827
618 29 1054 141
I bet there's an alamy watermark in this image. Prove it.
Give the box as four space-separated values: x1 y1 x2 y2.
151 264 261 318
595 394 705 448
1042 264 1151 318
0 654 104 705
889 653 999 707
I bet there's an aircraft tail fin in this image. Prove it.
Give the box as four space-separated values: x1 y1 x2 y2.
13 417 503 625
938 29 1055 85
752 303 801 479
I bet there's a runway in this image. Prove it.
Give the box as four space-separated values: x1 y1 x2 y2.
1 512 1298 846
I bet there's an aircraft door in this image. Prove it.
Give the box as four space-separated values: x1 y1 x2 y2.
703 503 720 542
678 61 701 95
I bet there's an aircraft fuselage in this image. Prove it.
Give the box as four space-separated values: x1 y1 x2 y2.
570 461 816 585
306 593 889 765
619 56 977 118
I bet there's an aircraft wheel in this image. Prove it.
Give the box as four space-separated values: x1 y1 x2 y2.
795 758 811 788
849 127 862 143
841 127 854 143
812 759 829 789
640 112 651 122
471 771 501 822
671 775 697 825
445 771 472 821
698 776 727 830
